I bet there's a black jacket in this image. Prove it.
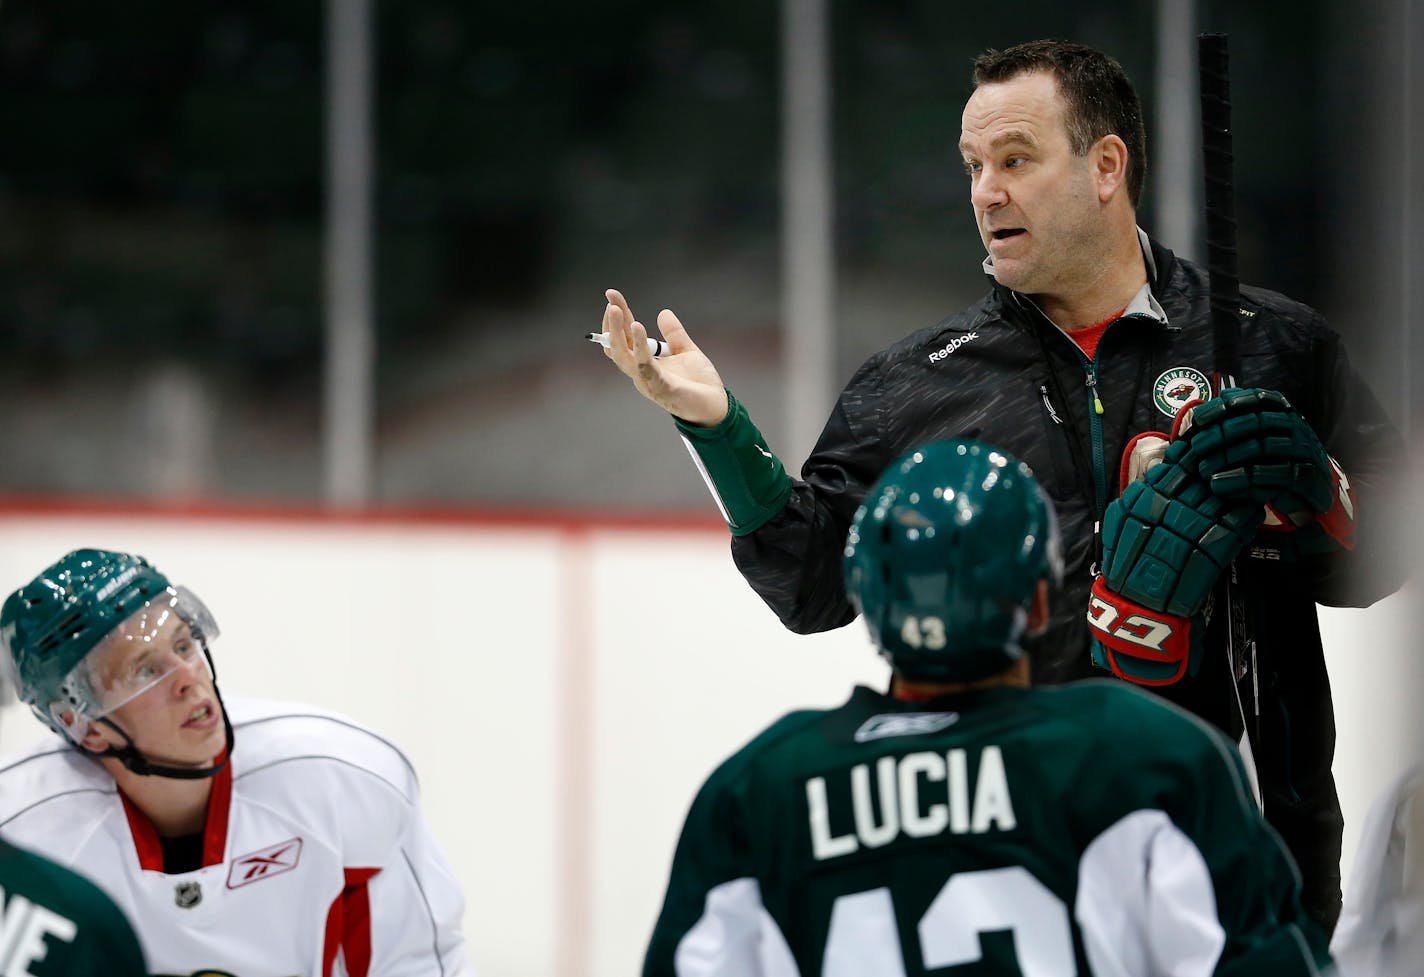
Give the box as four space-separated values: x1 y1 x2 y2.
731 236 1406 925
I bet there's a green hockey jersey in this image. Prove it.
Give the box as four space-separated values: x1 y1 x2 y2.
0 838 147 976
644 680 1331 976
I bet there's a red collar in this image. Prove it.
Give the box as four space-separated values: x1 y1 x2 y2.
892 686 950 702
120 754 233 872
1066 306 1126 360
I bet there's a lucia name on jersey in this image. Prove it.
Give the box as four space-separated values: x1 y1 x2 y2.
807 745 1015 861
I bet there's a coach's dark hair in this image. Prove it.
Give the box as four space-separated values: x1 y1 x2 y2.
973 40 1148 207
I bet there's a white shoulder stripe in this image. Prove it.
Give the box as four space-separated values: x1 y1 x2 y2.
1076 809 1223 977
674 877 799 977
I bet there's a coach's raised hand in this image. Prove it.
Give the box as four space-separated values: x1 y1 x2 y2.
600 288 729 427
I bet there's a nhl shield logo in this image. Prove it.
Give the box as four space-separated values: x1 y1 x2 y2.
1153 367 1211 418
174 880 203 909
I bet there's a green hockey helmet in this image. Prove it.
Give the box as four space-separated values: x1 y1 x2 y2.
844 440 1062 682
0 548 221 741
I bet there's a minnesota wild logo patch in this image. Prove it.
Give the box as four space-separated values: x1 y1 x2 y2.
1153 367 1211 417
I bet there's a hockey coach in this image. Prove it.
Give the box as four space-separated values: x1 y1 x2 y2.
598 38 1406 934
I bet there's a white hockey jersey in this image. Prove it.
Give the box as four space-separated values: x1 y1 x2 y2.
1332 763 1424 977
0 697 474 977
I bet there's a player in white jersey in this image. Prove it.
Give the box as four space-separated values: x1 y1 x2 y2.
0 548 474 977
1331 764 1424 977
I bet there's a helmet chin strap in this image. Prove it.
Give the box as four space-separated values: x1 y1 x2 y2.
95 697 233 780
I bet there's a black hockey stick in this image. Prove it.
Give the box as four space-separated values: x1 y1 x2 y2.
1199 32 1261 758
1199 33 1241 390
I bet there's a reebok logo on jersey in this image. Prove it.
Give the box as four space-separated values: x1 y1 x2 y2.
854 712 960 742
227 838 303 889
927 332 979 363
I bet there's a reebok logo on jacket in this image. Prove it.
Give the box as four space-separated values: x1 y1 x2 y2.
927 333 979 363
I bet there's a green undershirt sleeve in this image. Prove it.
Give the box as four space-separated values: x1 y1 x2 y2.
675 390 794 536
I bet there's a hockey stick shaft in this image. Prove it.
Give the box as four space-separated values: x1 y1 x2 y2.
1199 33 1241 391
1199 33 1259 752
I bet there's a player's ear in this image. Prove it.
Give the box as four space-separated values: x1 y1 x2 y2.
1026 579 1051 636
1093 134 1129 203
68 713 107 753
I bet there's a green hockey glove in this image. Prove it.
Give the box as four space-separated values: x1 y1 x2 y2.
1088 439 1263 685
1102 439 1264 615
1176 387 1357 555
1088 578 1207 686
1176 388 1331 517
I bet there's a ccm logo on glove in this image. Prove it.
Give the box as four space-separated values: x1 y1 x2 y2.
1087 578 1194 686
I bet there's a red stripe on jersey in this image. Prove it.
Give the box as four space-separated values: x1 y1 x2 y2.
201 756 233 867
323 867 382 977
119 792 165 872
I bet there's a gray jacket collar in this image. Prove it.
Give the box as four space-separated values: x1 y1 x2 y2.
982 225 1168 328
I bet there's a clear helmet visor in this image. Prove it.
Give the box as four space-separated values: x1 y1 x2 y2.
54 585 220 729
